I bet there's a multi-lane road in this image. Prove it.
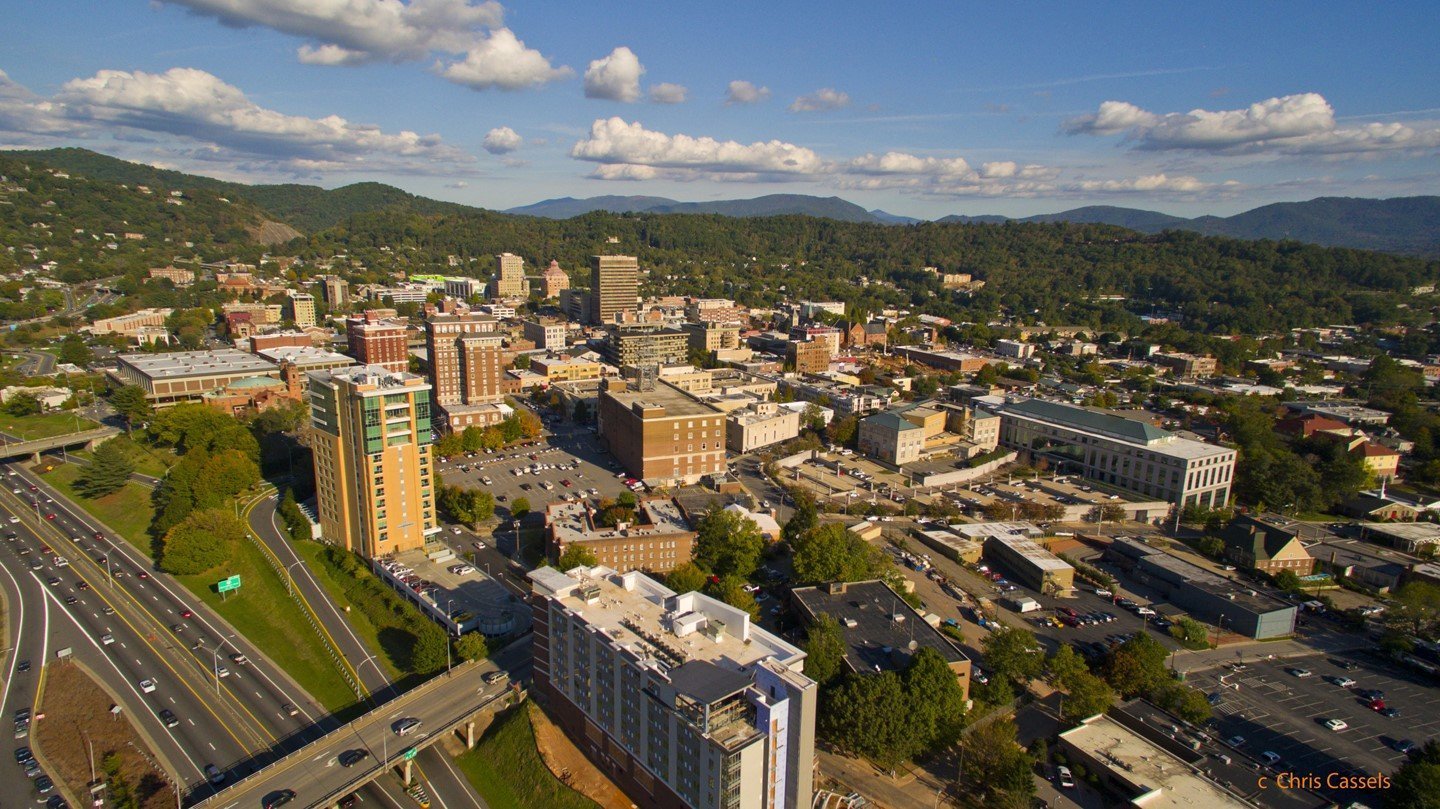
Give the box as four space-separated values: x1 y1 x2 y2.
1 463 462 808
246 491 499 809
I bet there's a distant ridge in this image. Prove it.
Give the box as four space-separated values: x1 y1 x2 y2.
508 193 885 223
8 147 1438 255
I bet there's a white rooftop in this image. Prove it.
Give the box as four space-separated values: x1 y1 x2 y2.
528 566 804 672
1060 715 1249 808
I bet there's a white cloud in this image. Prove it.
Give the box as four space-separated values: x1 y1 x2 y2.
571 117 823 177
436 28 571 90
789 88 850 112
1071 173 1214 193
0 66 474 175
725 80 770 105
846 151 973 177
567 120 1211 199
163 0 505 64
583 47 644 103
648 83 688 104
1065 92 1440 157
482 125 522 154
0 69 71 139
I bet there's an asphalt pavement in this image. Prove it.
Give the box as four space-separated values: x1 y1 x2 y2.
3 463 348 799
246 490 501 809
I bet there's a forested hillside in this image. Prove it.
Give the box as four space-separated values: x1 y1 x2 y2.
301 208 1439 334
2 148 1437 338
0 154 275 282
6 148 482 232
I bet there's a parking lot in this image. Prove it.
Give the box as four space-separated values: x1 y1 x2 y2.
1186 651 1440 804
435 424 636 518
375 547 531 638
1015 585 1186 660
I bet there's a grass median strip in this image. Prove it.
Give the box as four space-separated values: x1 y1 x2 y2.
290 539 451 685
41 462 155 554
290 540 404 682
174 534 359 713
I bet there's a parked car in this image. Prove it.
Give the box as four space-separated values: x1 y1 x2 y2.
1323 718 1348 732
1056 765 1075 788
1286 667 1312 678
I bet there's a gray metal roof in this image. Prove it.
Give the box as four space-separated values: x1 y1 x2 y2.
1004 398 1170 444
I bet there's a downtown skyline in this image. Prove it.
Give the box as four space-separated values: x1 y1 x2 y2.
1 0 1436 220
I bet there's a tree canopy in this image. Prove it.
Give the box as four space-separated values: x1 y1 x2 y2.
159 509 245 575
692 505 766 580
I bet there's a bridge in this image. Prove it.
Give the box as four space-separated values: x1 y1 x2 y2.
194 653 525 809
0 426 121 461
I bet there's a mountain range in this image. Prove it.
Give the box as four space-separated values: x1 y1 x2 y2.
6 148 1438 256
513 195 1440 256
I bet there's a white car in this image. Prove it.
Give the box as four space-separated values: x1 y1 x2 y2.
1056 765 1075 788
100 633 115 645
139 679 157 693
1323 718 1348 732
215 666 230 678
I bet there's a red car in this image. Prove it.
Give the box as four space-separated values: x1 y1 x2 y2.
180 609 193 619
93 532 104 541
138 572 150 580
45 513 56 521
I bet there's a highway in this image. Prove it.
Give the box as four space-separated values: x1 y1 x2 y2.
1 487 253 804
9 455 523 807
197 659 517 809
246 491 498 809
1 463 349 800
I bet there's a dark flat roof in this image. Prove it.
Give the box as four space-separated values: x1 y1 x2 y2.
667 660 752 705
792 580 967 674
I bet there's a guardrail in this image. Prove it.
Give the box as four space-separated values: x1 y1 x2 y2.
240 490 367 703
192 660 501 807
0 427 120 458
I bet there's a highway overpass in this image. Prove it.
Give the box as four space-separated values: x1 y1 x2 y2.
0 426 120 461
195 657 522 809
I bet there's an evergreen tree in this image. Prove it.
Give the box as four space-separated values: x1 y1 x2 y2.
74 439 135 498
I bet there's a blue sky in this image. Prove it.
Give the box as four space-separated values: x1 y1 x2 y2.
1 1 1436 218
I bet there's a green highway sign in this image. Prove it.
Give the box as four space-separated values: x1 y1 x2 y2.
216 575 242 593
402 748 418 761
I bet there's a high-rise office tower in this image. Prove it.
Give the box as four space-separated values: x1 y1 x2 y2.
286 291 317 328
425 313 505 430
308 366 437 558
490 252 530 300
317 275 349 309
589 255 639 325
